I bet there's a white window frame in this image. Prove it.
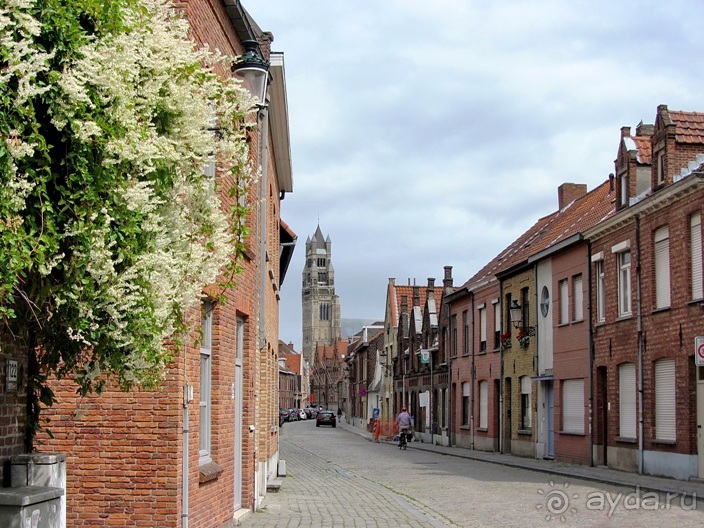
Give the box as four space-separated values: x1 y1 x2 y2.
691 213 703 300
562 379 584 434
595 257 605 323
200 300 214 464
616 249 632 317
559 279 569 325
520 376 531 429
479 380 488 429
493 301 501 350
462 382 470 426
654 226 671 309
479 306 486 352
655 358 676 442
573 274 583 322
619 363 636 439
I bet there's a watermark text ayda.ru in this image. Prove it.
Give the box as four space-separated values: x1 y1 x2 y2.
537 481 696 521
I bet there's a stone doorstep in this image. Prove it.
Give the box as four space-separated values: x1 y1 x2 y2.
266 478 283 492
277 459 287 477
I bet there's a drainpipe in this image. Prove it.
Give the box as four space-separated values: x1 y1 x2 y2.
182 319 191 528
470 290 475 451
635 215 644 474
587 241 595 468
499 282 504 454
258 104 269 351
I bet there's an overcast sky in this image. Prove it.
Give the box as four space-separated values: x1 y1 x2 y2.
243 0 704 351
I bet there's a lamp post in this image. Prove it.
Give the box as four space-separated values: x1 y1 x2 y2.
510 299 535 335
231 40 270 107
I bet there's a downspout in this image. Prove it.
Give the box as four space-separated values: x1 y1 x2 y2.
499 282 504 454
587 241 595 468
635 215 644 474
470 290 475 451
258 105 269 351
182 318 190 528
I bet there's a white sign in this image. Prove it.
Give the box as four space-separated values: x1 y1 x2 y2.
696 337 704 366
6 358 18 392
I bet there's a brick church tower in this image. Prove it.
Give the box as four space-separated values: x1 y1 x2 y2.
301 225 341 364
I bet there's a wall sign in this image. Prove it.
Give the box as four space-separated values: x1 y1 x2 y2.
6 358 18 392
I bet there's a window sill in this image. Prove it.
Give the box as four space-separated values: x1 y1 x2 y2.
460 425 470 430
615 314 633 322
476 427 488 433
615 436 637 444
651 307 670 315
652 438 676 446
199 461 223 484
517 428 532 436
559 430 585 436
687 298 704 306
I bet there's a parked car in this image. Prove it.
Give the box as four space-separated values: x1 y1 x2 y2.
288 408 298 421
316 410 336 428
303 407 317 419
298 409 306 420
279 408 288 425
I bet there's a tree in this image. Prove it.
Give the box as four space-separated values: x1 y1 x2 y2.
0 0 256 449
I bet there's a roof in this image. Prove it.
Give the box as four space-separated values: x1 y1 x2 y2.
461 179 616 287
387 282 442 329
623 135 652 165
669 110 704 144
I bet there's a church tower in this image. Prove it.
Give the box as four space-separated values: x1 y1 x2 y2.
302 225 341 365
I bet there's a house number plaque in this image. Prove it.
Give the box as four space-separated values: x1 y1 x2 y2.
6 358 18 392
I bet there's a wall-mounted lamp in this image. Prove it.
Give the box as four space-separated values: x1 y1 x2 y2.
510 299 535 335
231 40 269 106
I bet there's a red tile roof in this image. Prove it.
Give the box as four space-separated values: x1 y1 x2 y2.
665 109 704 144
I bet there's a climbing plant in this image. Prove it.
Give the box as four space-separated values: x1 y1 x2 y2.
0 0 257 449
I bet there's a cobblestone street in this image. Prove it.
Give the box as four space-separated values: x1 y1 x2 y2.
239 421 704 527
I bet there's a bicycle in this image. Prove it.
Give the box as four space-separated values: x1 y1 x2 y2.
398 429 409 450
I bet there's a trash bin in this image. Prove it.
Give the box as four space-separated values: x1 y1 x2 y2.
11 453 66 528
0 486 64 528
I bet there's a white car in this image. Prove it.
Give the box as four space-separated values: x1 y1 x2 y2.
298 409 307 420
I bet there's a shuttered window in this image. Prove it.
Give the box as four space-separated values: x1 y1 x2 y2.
573 275 583 321
692 213 703 300
462 382 470 426
200 301 213 463
618 251 632 317
559 279 569 324
596 260 605 322
479 381 488 429
654 226 670 309
655 358 676 442
619 363 636 439
520 376 531 429
562 379 584 434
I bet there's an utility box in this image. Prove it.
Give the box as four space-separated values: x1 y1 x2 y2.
11 453 66 528
0 486 64 528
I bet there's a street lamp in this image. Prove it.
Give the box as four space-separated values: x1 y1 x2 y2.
509 299 535 336
231 40 269 106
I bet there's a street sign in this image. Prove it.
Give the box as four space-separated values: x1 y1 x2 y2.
696 336 704 366
372 408 380 419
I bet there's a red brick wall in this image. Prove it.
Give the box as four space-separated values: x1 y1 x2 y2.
0 338 28 485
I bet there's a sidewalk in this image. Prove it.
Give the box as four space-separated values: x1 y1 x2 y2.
337 419 704 502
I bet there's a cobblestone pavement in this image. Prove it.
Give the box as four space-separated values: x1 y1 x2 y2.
238 421 704 527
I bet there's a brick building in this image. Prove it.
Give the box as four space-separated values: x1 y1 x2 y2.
586 106 704 480
30 2 295 526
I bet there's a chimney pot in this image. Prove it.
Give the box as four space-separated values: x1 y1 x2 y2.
558 182 587 209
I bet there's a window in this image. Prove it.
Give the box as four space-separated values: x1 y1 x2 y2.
562 379 584 434
504 293 512 333
619 363 636 439
200 301 213 463
520 376 531 429
462 382 470 426
656 150 666 185
319 303 330 321
521 288 529 331
655 358 676 442
654 226 671 309
559 279 569 324
573 275 583 321
494 302 501 350
479 380 488 429
620 171 628 207
596 259 605 323
462 310 469 356
691 213 702 300
479 307 486 352
617 250 632 317
451 314 458 357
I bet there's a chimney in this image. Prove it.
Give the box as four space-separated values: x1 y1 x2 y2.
389 278 396 286
412 286 420 307
609 173 615 193
558 182 587 209
443 266 453 294
620 126 631 139
427 278 435 301
635 121 654 137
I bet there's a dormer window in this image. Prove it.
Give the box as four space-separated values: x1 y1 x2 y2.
657 151 666 186
619 171 628 207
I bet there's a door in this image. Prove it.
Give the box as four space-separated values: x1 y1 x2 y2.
503 378 512 454
547 381 554 459
597 366 608 466
233 317 245 511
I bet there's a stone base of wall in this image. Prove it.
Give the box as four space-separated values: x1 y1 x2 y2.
510 438 535 458
644 450 697 481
